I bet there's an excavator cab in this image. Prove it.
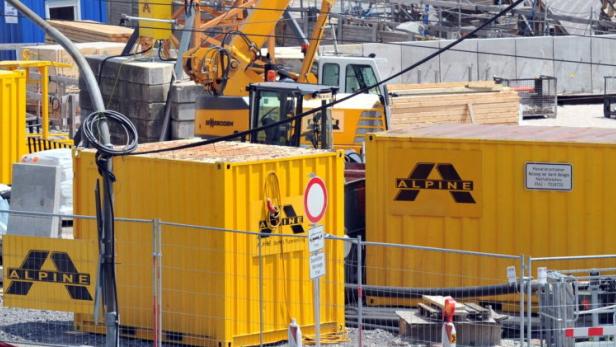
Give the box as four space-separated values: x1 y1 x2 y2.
247 82 337 148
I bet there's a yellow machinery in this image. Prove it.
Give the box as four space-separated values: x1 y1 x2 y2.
0 60 74 154
0 69 26 184
182 0 388 152
137 0 173 41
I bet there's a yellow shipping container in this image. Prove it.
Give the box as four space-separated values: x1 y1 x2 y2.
366 124 616 307
0 69 26 184
73 140 345 346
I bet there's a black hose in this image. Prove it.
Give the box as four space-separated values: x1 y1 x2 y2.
346 283 522 299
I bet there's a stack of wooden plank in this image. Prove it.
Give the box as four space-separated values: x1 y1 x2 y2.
388 81 520 130
19 42 126 79
46 20 133 43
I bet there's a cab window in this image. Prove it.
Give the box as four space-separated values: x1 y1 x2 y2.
345 64 379 94
256 92 296 146
321 63 340 87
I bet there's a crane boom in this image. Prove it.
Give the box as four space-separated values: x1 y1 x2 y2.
298 0 335 83
230 0 289 51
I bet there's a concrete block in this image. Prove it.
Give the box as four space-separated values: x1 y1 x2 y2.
125 82 170 102
554 36 592 94
515 36 554 79
171 103 196 121
122 102 166 121
439 39 478 82
400 40 440 83
170 81 206 103
362 43 402 83
132 117 165 139
7 164 61 237
171 120 195 139
80 108 93 118
86 56 174 85
99 77 126 98
591 35 616 94
80 79 125 109
477 38 516 80
79 90 93 110
106 100 122 114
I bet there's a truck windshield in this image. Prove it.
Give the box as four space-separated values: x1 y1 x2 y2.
345 64 379 95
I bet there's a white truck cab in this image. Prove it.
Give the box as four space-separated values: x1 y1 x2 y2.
316 55 388 100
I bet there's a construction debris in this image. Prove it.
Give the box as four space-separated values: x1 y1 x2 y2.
388 81 520 130
397 296 504 346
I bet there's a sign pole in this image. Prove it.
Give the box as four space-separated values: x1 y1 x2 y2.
304 175 328 347
313 270 320 347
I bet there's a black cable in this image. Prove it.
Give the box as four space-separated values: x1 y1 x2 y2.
157 41 176 61
82 110 139 156
126 0 527 157
97 45 152 83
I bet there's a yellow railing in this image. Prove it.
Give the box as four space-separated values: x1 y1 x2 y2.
0 60 75 155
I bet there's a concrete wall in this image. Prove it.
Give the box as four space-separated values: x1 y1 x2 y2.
325 35 616 95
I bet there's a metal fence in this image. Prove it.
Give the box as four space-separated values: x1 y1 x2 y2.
494 75 557 119
3 210 616 346
528 255 616 347
357 241 525 347
604 76 616 118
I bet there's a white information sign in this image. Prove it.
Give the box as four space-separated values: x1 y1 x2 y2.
310 252 326 279
525 163 572 191
308 225 325 253
4 1 18 24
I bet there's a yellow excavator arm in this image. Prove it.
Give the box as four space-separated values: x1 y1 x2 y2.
183 0 289 95
183 0 336 95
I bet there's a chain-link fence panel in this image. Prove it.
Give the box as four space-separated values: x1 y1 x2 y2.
528 255 616 347
359 241 525 347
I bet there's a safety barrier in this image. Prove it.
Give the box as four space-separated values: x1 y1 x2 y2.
26 135 73 153
5 209 616 346
359 241 525 347
527 255 616 347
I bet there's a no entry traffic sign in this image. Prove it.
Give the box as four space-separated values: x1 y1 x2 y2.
304 176 328 224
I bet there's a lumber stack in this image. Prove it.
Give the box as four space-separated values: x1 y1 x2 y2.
19 42 125 79
388 81 520 130
46 20 133 43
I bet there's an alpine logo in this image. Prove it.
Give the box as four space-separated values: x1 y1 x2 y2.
395 163 476 204
259 204 305 236
206 119 234 127
7 250 93 301
142 1 151 13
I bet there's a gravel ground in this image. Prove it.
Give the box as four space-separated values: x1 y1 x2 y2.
521 103 616 128
0 294 156 346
